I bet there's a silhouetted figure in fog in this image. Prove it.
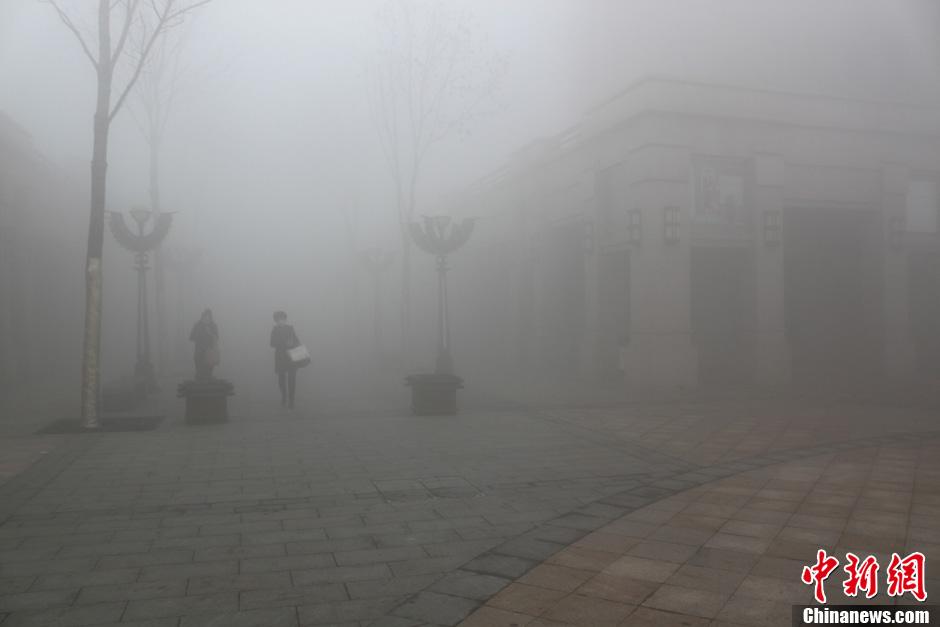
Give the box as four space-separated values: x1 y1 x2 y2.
190 309 218 380
270 311 301 408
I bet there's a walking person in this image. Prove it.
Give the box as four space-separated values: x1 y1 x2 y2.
190 309 219 380
270 311 302 408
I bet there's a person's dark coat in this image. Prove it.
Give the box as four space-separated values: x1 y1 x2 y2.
270 324 300 374
190 319 218 362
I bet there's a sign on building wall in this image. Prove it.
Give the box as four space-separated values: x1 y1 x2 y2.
693 158 748 224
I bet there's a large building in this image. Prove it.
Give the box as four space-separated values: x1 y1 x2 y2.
0 112 84 387
452 78 940 391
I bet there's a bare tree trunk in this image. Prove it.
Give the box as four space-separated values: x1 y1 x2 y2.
80 0 113 429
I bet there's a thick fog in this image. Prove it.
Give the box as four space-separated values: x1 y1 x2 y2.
1 0 938 401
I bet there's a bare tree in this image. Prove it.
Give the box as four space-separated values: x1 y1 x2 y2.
127 22 209 377
365 0 505 369
48 0 212 428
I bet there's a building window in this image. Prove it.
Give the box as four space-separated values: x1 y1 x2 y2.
627 209 641 245
763 210 781 245
664 206 680 244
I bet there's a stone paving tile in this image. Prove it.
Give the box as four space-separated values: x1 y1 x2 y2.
540 593 635 626
601 556 680 582
138 559 240 582
703 532 773 555
4 387 940 627
346 574 441 600
180 607 300 627
123 591 239 621
0 577 34 596
0 556 96 577
486 583 569 616
641 583 730 618
187 571 293 595
75 579 186 605
238 583 348 610
334 544 429 566
297 595 404 625
291 563 392 586
620 607 711 626
663 564 745 594
625 538 700 563
429 571 512 601
574 573 659 605
390 590 483 625
195 543 288 563
388 555 476 578
27 567 140 591
0 600 127 627
517 563 595 593
714 596 793 627
93 619 182 627
457 605 536 627
426 538 503 559
239 552 335 575
544 546 622 572
0 588 78 612
460 437 940 627
644 525 712 547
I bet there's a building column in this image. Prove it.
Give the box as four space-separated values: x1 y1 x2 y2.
621 145 697 390
882 164 915 381
751 154 791 385
578 227 601 380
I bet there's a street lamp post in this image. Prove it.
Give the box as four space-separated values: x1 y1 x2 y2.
404 215 474 416
108 206 172 392
409 216 475 375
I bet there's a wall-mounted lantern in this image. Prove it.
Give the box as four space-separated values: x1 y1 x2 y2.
663 206 680 244
627 209 642 245
889 215 905 250
763 210 781 245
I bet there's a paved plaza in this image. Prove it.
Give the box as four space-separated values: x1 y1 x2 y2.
0 370 937 626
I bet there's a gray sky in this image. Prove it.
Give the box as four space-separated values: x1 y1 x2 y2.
2 0 938 376
3 1 936 210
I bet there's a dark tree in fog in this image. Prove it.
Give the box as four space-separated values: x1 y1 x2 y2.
127 23 208 377
47 0 212 428
365 0 505 369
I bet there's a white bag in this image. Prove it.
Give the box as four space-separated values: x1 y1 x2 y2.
287 344 311 368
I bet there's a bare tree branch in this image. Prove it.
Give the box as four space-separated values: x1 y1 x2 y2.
109 0 211 122
365 0 506 366
47 0 99 69
109 0 141 66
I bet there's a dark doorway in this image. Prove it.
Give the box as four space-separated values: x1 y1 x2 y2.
784 207 884 387
908 252 940 378
540 223 585 373
597 249 630 381
691 247 750 385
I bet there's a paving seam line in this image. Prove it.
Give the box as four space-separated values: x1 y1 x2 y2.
379 428 940 626
0 434 99 525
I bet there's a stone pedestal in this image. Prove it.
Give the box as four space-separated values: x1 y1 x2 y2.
405 374 464 416
177 379 234 424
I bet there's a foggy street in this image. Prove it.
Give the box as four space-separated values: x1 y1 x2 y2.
2 0 940 625
0 369 938 625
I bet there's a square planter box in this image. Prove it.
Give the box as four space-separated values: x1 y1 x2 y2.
177 379 235 424
405 373 464 416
